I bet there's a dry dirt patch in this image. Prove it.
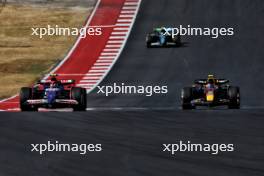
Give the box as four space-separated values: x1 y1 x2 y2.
0 3 94 99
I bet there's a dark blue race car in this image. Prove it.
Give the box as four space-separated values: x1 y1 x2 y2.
181 75 240 109
19 74 87 111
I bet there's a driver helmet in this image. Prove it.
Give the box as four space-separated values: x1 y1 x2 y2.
50 76 57 88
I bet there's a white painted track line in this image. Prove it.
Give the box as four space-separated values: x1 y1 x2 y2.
107 40 124 44
77 0 142 94
117 19 133 22
105 44 122 48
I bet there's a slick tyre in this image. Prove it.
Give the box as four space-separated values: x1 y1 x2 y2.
228 86 240 109
146 36 152 48
181 87 195 110
71 87 87 111
175 34 181 47
20 87 36 111
146 41 152 48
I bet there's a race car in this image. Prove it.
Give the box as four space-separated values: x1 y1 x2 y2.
181 75 240 109
19 74 87 111
146 27 181 48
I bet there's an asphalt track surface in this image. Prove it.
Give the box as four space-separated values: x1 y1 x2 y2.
1 0 264 176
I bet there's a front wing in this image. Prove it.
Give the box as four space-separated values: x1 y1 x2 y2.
26 99 78 105
191 98 230 106
148 42 178 47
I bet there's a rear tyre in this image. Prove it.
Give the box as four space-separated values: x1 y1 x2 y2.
228 86 240 109
181 87 195 110
71 87 87 111
20 87 36 111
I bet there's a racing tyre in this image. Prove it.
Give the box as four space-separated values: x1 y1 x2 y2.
175 34 181 47
20 87 36 111
181 87 195 110
71 87 87 111
146 36 152 48
146 41 152 48
228 86 240 109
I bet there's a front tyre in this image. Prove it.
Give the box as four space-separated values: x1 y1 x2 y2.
146 36 152 48
20 87 36 111
146 41 152 48
71 87 87 111
228 86 240 109
181 87 195 110
175 34 181 47
172 34 181 47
